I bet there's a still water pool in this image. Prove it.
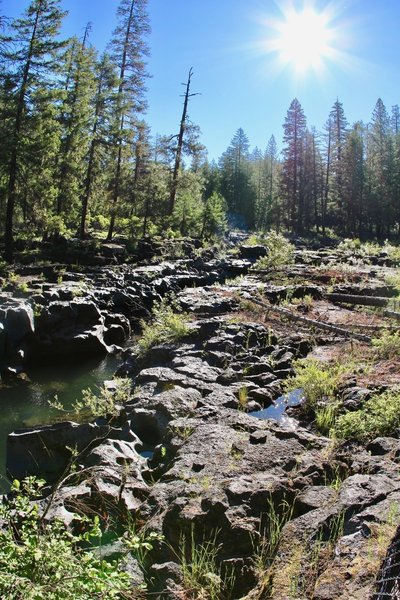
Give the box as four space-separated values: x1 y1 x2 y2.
0 355 121 492
250 388 303 429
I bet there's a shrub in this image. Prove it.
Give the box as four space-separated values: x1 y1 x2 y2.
138 297 191 355
332 388 400 442
251 232 294 271
284 359 348 416
73 378 132 419
0 478 133 599
372 330 400 360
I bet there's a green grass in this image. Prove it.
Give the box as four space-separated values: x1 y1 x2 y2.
284 359 349 416
177 527 235 600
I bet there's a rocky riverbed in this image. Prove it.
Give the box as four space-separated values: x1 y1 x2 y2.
2 238 400 599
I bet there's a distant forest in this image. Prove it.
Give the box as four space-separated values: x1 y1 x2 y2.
1 0 400 261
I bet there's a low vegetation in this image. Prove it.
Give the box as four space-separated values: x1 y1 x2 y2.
250 232 295 272
0 478 134 599
137 296 191 355
49 378 132 420
333 388 400 442
372 330 400 360
176 527 235 600
284 359 348 413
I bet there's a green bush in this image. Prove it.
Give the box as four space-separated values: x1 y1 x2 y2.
332 389 400 442
0 478 133 599
138 297 191 355
372 330 400 360
251 232 294 271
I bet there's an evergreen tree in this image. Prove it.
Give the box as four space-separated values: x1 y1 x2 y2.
326 99 348 227
280 98 307 233
263 135 281 230
79 52 119 238
2 0 66 261
55 26 97 233
341 122 365 236
107 0 150 240
367 98 392 238
219 127 255 227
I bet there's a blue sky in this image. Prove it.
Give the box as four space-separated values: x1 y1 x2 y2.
2 0 400 160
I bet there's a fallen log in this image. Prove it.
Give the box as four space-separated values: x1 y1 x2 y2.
241 293 372 343
326 293 393 307
383 309 400 321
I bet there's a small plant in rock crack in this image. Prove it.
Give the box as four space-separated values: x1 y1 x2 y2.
237 386 249 411
175 526 235 600
252 494 295 582
138 295 191 355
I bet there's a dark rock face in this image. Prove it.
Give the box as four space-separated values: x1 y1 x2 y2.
6 420 110 482
4 250 400 599
0 298 34 375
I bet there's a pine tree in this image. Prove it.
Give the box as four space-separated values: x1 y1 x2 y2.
263 135 281 230
341 122 365 236
55 26 97 233
281 98 307 233
367 98 392 238
326 99 348 227
79 52 119 238
107 0 150 240
219 128 255 227
2 0 66 261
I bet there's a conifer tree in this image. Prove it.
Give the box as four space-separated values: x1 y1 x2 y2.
368 98 392 237
79 53 119 238
219 127 255 227
55 26 97 232
2 0 66 261
281 98 307 232
107 0 150 240
327 99 348 227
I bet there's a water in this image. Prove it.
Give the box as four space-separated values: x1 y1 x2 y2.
0 354 121 492
250 388 304 429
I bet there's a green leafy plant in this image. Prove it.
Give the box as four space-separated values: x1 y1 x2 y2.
73 378 131 418
138 296 191 355
332 388 400 442
0 478 133 599
251 232 294 271
372 330 400 359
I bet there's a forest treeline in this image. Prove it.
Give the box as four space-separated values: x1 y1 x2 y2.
1 0 399 262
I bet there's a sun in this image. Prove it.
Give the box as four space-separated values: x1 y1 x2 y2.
276 9 334 72
263 4 339 75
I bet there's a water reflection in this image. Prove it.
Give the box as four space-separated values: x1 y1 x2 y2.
250 388 303 429
0 354 121 492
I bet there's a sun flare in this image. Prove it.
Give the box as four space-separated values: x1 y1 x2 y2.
276 9 333 72
261 4 340 76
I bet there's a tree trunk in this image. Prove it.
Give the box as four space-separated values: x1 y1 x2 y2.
4 5 41 262
168 67 193 215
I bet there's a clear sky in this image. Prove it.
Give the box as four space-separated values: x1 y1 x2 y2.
2 0 400 160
